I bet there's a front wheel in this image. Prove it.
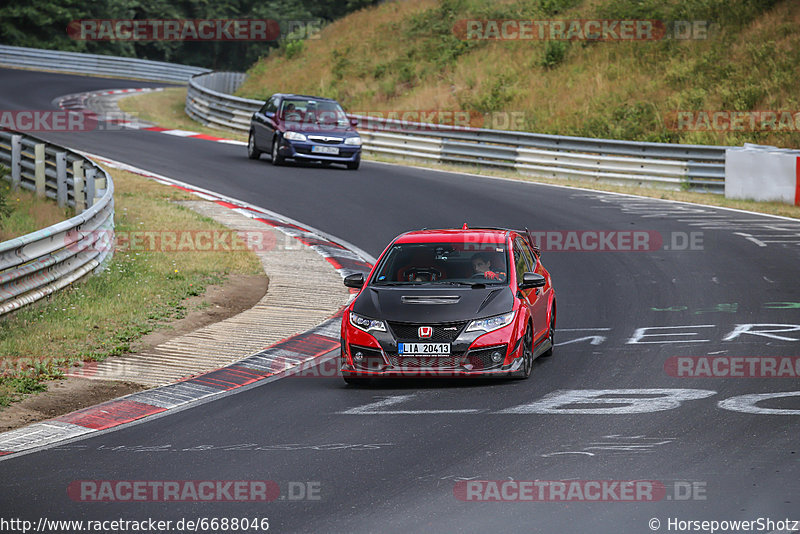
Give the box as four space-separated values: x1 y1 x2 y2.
247 130 262 159
271 137 285 166
347 159 360 170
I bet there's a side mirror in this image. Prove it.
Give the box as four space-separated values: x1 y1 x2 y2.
349 118 359 127
344 273 365 288
518 272 545 290
265 111 275 120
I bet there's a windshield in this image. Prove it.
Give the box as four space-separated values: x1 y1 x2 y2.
371 241 509 285
281 98 349 128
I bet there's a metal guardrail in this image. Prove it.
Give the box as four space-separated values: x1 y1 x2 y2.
0 131 114 316
0 45 209 83
187 71 727 192
186 71 253 131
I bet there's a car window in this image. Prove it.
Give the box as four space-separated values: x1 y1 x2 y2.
260 97 277 114
520 240 537 272
513 239 528 281
371 241 508 285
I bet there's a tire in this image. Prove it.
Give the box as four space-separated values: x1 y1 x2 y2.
247 130 262 159
542 307 556 357
514 324 534 379
347 159 360 170
343 376 370 387
271 136 285 166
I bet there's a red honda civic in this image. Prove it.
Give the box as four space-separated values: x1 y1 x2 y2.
340 226 556 384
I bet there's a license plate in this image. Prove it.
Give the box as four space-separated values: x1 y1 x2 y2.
398 343 451 355
311 145 339 155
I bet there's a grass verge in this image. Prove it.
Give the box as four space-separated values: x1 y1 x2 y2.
0 167 263 407
117 87 247 143
0 181 72 242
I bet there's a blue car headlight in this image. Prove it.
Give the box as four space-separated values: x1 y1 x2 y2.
284 131 307 141
466 311 515 333
349 311 386 333
344 136 362 146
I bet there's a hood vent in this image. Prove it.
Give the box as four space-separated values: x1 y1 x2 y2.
401 295 461 305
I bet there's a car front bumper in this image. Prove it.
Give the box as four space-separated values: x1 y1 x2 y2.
280 139 361 162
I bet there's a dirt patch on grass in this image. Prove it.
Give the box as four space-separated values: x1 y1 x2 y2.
0 273 267 433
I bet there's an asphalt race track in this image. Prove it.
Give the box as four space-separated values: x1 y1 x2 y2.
2 68 799 533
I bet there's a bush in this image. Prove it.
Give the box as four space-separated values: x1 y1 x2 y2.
541 41 568 68
283 39 305 59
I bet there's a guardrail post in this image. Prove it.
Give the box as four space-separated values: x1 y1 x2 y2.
34 143 46 197
85 167 96 208
56 152 67 208
94 170 107 191
10 134 21 189
73 161 85 212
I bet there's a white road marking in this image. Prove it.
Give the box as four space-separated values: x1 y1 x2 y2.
556 335 606 347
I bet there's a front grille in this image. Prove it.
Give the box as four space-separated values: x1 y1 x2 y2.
308 135 343 144
349 344 386 370
387 321 469 342
465 345 508 370
387 355 463 369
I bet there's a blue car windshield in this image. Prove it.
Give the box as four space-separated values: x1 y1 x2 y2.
371 242 509 285
281 99 348 128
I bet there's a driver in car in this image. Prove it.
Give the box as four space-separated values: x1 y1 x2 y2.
397 248 444 282
284 102 302 122
471 252 505 281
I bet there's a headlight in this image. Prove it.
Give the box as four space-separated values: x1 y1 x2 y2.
284 131 307 141
349 311 386 333
466 311 515 333
344 136 362 146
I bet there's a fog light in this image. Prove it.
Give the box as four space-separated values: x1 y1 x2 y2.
354 351 364 362
491 351 503 363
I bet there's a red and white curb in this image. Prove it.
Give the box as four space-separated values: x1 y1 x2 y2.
0 156 373 460
55 87 246 145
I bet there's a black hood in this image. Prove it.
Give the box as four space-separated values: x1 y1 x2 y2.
352 285 514 324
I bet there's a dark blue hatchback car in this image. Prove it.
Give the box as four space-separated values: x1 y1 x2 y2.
248 93 362 170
